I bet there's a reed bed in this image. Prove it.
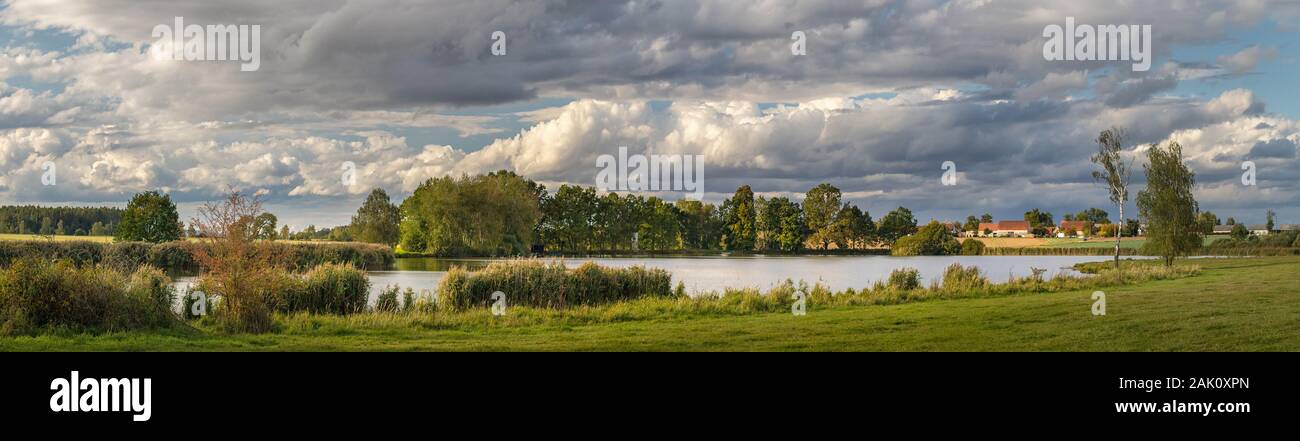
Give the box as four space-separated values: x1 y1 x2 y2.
198 262 371 317
436 259 675 311
981 247 1139 256
312 259 1201 332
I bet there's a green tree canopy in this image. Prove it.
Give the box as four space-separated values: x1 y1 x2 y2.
116 190 183 243
803 183 842 250
351 188 401 245
877 207 918 244
892 221 961 256
675 200 723 250
1074 207 1111 225
723 185 756 251
1196 211 1219 234
1023 208 1054 229
399 172 543 256
832 204 874 250
1230 223 1249 240
539 185 599 251
1137 141 1202 266
252 212 278 240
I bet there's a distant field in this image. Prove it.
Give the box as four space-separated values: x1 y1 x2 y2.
0 234 113 243
973 236 1229 249
1041 236 1229 249
964 237 1047 247
1040 237 1146 249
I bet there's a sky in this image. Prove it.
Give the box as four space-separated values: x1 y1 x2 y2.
1 0 1298 230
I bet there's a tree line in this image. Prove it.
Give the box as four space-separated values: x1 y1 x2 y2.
13 125 1216 267
384 171 921 256
0 205 123 236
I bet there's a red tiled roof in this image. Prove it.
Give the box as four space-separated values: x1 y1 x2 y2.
1059 220 1089 230
996 220 1030 231
977 222 998 231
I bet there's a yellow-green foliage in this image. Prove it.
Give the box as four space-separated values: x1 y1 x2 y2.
282 263 370 315
888 268 921 290
959 239 985 255
436 259 674 311
941 263 988 292
199 262 370 324
0 258 176 334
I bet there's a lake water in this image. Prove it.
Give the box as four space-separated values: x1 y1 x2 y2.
172 255 1116 306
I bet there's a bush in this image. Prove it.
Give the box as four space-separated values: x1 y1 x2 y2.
0 241 104 268
375 285 400 312
436 260 675 311
0 258 176 334
959 239 985 256
409 290 436 313
941 263 988 292
103 242 154 272
887 268 921 291
1204 230 1300 255
401 287 416 312
148 241 196 270
1230 224 1249 240
291 263 370 314
283 242 395 270
180 286 215 321
194 271 282 333
198 263 372 318
892 221 961 256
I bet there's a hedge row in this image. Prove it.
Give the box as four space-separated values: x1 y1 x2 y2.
980 247 1139 256
0 240 394 272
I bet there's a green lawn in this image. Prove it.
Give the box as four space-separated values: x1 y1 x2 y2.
3 256 1299 351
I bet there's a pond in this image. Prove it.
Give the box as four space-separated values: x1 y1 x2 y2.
172 255 1119 307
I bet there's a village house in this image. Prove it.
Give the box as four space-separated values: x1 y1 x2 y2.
1058 220 1089 238
978 220 1032 237
941 221 963 236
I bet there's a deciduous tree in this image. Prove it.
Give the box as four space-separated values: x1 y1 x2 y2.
1137 141 1201 266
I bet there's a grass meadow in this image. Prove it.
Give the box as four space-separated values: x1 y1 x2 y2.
3 256 1297 351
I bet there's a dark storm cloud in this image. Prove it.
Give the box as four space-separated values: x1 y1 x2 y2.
2 0 1300 226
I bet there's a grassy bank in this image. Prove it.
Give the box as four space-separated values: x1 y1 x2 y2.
5 256 1297 351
